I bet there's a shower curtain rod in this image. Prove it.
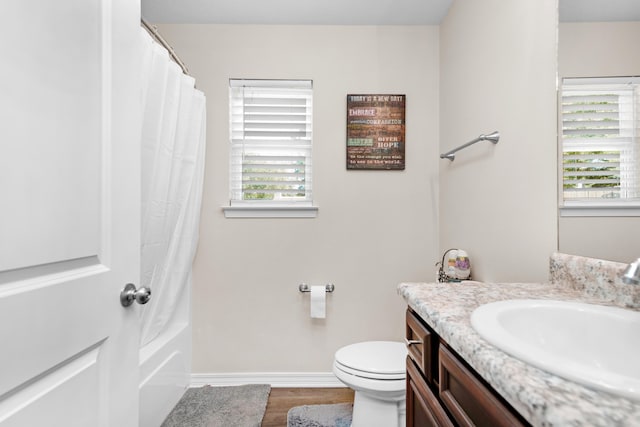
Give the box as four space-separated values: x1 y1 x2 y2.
141 18 190 76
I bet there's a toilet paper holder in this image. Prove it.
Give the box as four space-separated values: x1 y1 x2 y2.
299 283 335 293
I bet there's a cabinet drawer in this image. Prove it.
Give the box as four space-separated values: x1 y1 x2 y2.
439 345 527 427
407 357 455 427
406 309 434 382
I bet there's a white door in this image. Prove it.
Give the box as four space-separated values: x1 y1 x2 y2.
0 1 142 426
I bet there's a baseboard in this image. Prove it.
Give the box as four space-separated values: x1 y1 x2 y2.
190 372 344 388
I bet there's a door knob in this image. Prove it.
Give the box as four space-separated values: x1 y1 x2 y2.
120 283 152 307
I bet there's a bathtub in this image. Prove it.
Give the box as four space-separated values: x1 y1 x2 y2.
138 306 191 426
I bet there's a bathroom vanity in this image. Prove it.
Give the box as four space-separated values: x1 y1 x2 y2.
399 253 640 427
406 308 527 426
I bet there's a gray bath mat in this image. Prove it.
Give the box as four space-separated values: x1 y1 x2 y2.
287 403 353 427
161 384 271 427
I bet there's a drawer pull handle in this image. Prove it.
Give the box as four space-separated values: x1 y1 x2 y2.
406 339 422 346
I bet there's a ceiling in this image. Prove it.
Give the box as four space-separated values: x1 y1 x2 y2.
141 0 453 25
559 0 640 22
142 0 640 25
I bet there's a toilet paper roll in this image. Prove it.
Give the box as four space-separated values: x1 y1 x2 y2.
310 285 326 319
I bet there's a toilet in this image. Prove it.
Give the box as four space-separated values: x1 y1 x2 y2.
333 341 407 427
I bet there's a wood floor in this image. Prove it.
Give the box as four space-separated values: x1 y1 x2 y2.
261 387 355 427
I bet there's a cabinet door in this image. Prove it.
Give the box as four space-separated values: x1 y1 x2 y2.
407 358 454 427
406 310 434 383
439 346 527 427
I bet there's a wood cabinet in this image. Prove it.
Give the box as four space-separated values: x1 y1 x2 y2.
406 309 530 427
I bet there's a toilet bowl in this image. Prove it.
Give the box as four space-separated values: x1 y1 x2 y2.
333 341 407 427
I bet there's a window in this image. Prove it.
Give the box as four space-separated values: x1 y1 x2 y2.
225 79 316 218
560 77 640 214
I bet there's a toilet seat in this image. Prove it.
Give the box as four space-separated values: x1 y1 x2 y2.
334 360 405 380
334 341 406 380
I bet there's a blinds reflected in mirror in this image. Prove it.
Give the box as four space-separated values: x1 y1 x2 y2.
561 76 640 205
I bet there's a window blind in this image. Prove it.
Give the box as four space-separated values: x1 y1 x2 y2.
229 79 313 204
561 77 640 205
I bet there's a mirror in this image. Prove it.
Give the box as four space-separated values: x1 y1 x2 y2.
557 0 640 263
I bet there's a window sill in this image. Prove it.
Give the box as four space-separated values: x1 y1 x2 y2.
222 205 318 218
560 204 640 217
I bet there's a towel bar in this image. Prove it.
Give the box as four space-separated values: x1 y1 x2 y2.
440 131 500 161
299 283 335 293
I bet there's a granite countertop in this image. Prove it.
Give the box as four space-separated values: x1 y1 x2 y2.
397 280 640 426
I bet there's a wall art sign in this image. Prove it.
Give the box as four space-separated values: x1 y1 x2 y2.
346 94 405 170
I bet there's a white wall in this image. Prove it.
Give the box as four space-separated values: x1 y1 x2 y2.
157 24 440 373
558 22 640 263
156 1 562 374
438 0 559 282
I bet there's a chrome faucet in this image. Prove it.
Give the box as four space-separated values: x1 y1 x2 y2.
622 258 640 285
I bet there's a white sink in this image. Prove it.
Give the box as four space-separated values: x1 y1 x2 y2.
470 299 640 400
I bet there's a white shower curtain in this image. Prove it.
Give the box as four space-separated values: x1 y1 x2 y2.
139 29 206 346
